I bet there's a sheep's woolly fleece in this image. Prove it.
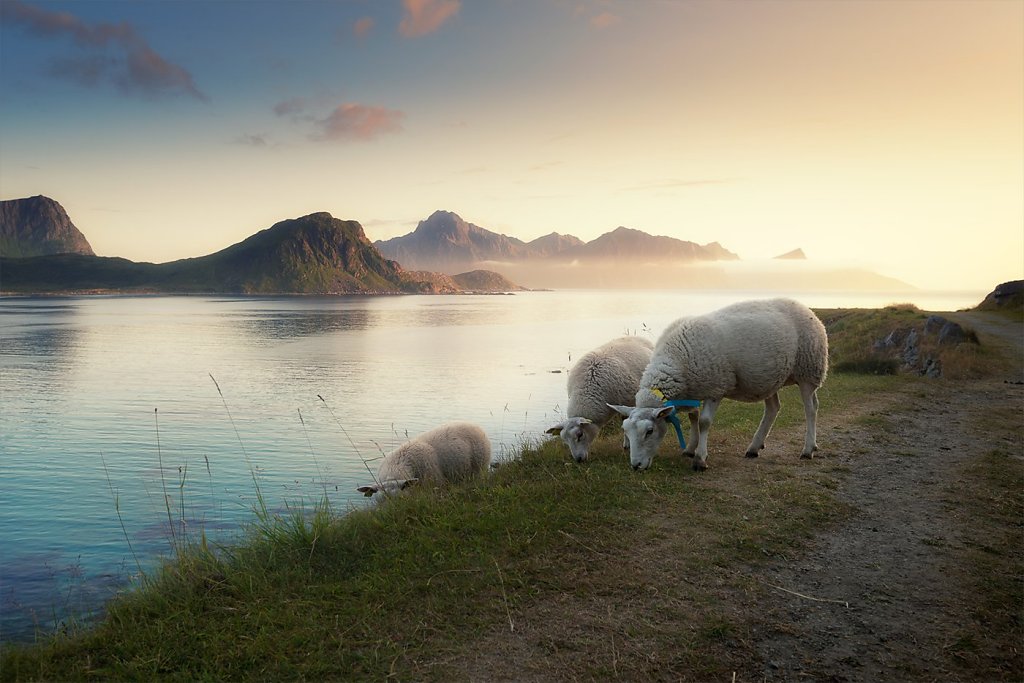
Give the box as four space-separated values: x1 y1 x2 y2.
568 335 654 422
636 298 828 407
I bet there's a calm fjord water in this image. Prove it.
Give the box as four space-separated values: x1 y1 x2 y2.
0 289 983 642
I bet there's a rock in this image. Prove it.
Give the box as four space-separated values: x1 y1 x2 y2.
937 321 974 346
923 315 947 335
902 329 920 368
874 328 909 350
923 357 942 378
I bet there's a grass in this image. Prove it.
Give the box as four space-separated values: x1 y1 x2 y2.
817 304 1004 379
0 374 872 681
1 306 1020 680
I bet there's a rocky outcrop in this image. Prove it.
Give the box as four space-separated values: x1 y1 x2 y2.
0 195 95 257
873 315 979 378
976 280 1024 311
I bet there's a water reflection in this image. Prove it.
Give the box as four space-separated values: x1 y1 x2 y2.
234 309 374 339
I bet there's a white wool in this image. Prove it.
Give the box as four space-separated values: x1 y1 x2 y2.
359 422 491 498
613 298 828 471
549 335 653 462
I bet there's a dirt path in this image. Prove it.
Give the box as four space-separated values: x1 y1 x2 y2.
752 313 1023 681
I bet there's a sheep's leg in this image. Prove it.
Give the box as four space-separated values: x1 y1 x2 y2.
799 383 820 458
745 393 781 458
692 399 720 471
683 410 699 457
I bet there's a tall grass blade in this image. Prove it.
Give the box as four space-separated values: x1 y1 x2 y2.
100 454 144 578
154 408 178 551
318 394 379 487
210 373 268 519
298 408 328 498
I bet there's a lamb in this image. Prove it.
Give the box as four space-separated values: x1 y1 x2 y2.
356 422 491 498
546 335 654 462
610 298 828 472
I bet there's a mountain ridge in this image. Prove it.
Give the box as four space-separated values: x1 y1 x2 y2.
0 208 522 294
375 211 739 273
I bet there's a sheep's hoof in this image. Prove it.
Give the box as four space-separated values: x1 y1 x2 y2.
692 459 708 472
800 452 814 460
744 451 760 458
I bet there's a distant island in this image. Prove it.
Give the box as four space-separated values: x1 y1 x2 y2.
0 195 913 294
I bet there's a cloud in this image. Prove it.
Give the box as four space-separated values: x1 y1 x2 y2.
0 0 207 101
353 17 375 38
399 0 460 37
590 12 621 30
233 133 270 147
314 103 405 141
273 97 308 118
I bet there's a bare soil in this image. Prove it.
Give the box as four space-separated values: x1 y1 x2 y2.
449 312 1023 682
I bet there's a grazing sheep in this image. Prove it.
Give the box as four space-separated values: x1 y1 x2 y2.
356 422 491 498
547 335 654 462
610 298 828 472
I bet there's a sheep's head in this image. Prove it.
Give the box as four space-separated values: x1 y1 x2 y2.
356 478 419 499
546 417 600 463
608 404 675 471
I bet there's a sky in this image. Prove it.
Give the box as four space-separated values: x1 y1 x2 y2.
1 0 1021 292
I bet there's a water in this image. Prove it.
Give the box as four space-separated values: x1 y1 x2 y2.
0 288 985 642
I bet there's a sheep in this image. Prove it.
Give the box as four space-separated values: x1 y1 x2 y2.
610 298 828 472
356 422 491 498
546 335 654 462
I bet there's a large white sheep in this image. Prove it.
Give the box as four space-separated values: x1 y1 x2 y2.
610 298 828 471
356 422 491 498
547 335 654 462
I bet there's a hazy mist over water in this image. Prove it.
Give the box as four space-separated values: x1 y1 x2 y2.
0 288 987 642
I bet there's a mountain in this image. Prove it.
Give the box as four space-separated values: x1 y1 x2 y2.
525 232 584 257
774 248 807 260
0 211 522 294
555 226 739 263
0 195 95 257
376 211 738 274
158 212 411 293
375 210 530 273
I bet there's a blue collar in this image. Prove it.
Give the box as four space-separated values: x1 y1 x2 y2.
663 399 701 450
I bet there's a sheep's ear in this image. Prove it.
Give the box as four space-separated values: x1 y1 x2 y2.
356 485 378 497
399 478 419 490
545 422 565 436
608 404 634 418
654 406 677 421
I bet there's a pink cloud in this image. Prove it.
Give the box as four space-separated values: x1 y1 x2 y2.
315 103 405 141
590 12 621 30
399 0 460 38
353 16 375 38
